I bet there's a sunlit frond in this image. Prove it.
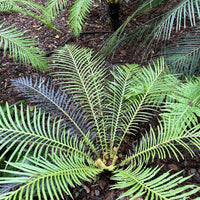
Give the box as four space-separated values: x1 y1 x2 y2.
112 165 199 200
0 154 101 200
162 77 200 125
0 0 55 29
0 103 93 163
44 0 68 19
0 21 48 70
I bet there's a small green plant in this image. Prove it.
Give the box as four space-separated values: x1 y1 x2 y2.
0 45 200 199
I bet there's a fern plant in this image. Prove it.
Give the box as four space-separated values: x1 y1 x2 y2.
0 45 200 199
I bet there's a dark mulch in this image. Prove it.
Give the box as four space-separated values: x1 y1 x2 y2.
0 0 200 199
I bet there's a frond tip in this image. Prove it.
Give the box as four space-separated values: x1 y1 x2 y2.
0 21 48 70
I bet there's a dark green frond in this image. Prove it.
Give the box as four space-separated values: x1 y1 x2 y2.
0 103 93 163
154 0 200 41
69 0 94 36
11 77 99 157
50 44 108 152
0 154 101 200
112 165 199 200
160 28 200 77
100 0 165 56
0 21 48 70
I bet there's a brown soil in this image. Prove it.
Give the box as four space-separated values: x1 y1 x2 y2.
0 0 200 199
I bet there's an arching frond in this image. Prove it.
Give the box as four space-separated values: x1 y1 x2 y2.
0 21 48 70
120 116 200 166
50 44 108 152
69 0 94 36
0 103 93 163
154 0 200 41
10 77 99 157
162 77 200 124
0 154 101 200
108 58 178 151
0 0 55 29
160 29 200 77
112 165 199 200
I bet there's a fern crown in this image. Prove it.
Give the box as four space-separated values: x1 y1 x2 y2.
0 45 200 199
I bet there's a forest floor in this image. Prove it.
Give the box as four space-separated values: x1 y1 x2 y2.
0 0 200 199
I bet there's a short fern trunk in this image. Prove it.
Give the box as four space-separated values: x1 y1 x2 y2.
108 2 121 31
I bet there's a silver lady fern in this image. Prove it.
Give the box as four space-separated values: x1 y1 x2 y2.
0 45 200 199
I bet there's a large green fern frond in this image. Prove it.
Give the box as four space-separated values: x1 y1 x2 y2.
111 165 199 200
106 64 140 153
69 0 94 36
0 103 93 163
50 44 108 153
11 77 100 157
0 21 48 70
154 0 200 41
0 154 101 200
120 117 200 166
108 59 178 151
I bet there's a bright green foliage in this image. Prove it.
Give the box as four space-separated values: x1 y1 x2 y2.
0 154 101 200
0 21 48 70
112 165 199 200
44 0 68 19
0 45 200 199
69 0 94 36
162 77 200 124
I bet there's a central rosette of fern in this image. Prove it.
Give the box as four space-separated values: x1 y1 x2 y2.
95 147 118 170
